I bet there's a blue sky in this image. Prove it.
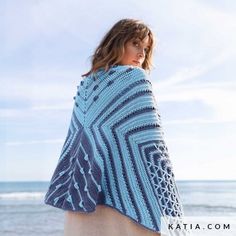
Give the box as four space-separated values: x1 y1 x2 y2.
1 0 236 181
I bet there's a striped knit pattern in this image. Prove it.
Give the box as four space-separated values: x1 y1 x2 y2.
44 65 185 233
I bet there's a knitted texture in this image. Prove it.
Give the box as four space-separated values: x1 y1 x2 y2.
44 65 185 233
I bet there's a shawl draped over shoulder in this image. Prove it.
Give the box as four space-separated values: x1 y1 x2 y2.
44 65 186 234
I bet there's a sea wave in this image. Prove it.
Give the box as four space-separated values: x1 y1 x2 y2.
185 204 236 212
0 192 45 200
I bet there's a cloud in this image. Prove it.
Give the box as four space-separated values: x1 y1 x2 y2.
2 0 146 53
31 104 72 111
151 44 236 124
0 66 81 101
1 0 236 181
163 117 236 125
153 50 236 89
5 139 64 146
153 86 236 123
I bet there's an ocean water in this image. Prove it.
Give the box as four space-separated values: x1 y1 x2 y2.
0 180 236 236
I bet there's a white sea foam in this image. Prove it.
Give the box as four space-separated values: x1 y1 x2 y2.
0 192 45 200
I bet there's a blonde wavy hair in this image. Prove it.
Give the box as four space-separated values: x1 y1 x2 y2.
81 18 156 77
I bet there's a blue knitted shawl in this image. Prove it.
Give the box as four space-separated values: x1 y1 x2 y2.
44 65 185 233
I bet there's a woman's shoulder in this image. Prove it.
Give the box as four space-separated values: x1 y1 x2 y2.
83 65 147 78
100 65 153 93
81 65 150 88
99 65 149 83
109 64 147 75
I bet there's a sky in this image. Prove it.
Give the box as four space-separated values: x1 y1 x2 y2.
1 0 236 181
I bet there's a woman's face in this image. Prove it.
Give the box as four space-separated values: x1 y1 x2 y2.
119 35 151 67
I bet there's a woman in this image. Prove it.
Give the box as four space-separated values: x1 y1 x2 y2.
44 18 185 236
